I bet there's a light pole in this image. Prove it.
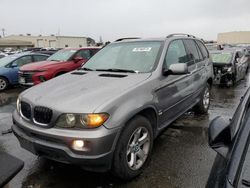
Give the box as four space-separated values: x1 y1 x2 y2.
1 28 5 37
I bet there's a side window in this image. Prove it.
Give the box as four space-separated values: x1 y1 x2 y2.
33 55 48 62
90 49 99 57
196 41 209 59
75 50 91 60
13 56 32 67
196 44 203 60
184 39 201 63
164 40 188 69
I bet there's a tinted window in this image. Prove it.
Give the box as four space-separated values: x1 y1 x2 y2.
184 39 201 63
75 50 91 60
164 40 188 69
90 49 99 56
196 41 209 58
196 43 203 60
33 55 48 62
13 56 32 67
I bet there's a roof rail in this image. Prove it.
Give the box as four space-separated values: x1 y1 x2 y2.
166 33 196 39
115 37 141 42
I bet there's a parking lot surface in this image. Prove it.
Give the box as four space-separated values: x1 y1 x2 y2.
1 75 250 188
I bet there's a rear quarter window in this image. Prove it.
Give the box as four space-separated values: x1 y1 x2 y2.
196 40 209 59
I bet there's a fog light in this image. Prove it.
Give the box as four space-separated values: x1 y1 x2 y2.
72 140 85 151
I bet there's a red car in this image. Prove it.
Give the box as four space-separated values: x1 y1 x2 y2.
19 47 100 86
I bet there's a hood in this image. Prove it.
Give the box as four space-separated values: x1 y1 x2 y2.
21 71 151 113
20 60 68 71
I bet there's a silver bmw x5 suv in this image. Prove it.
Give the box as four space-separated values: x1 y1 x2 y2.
12 34 213 180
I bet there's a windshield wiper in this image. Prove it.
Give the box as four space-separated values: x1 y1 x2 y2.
95 68 137 73
78 67 94 71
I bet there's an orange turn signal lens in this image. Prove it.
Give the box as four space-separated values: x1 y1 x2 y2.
79 113 109 128
86 114 109 128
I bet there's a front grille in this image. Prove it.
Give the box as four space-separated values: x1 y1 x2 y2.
19 72 33 83
34 106 53 124
20 101 31 119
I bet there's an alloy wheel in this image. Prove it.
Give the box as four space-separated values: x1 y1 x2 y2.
126 127 150 170
0 78 7 90
203 87 210 110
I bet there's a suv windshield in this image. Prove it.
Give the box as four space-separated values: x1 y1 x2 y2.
47 49 77 61
83 41 162 73
211 52 233 64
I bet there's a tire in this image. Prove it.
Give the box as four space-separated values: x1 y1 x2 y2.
112 115 153 180
193 84 211 114
0 77 8 91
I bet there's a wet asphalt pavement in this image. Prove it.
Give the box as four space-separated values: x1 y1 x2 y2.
1 75 250 188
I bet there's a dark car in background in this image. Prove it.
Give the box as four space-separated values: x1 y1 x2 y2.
211 49 248 86
18 47 100 86
207 87 250 188
0 53 49 91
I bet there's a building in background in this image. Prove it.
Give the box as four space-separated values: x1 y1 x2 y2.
217 31 250 45
0 39 34 49
0 34 96 49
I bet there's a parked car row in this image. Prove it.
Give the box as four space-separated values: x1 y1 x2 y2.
0 47 100 90
12 34 214 179
19 47 100 86
0 53 49 90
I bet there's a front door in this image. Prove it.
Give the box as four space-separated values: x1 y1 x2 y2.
155 39 196 128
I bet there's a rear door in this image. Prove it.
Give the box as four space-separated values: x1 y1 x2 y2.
183 39 207 99
156 39 195 128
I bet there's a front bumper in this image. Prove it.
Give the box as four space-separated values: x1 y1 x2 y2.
213 72 234 85
12 110 120 172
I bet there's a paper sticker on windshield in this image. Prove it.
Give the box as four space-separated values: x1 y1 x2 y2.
70 50 77 52
132 47 152 52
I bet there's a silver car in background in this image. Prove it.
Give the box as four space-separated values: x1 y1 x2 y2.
12 34 213 180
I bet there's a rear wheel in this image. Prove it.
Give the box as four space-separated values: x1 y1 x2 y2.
193 84 210 114
0 77 8 91
112 115 153 180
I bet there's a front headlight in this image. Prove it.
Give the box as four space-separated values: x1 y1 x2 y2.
56 113 109 129
17 96 21 114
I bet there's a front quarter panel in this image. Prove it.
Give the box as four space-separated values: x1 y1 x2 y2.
95 78 159 130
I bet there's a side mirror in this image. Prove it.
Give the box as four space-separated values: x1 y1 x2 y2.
208 116 231 158
73 56 84 63
163 63 188 76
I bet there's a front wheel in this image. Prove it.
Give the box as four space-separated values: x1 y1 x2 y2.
193 84 210 114
112 115 153 180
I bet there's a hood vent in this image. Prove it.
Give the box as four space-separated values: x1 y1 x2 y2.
99 73 127 78
71 72 87 75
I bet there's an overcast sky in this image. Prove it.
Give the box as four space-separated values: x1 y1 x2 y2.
0 0 249 42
